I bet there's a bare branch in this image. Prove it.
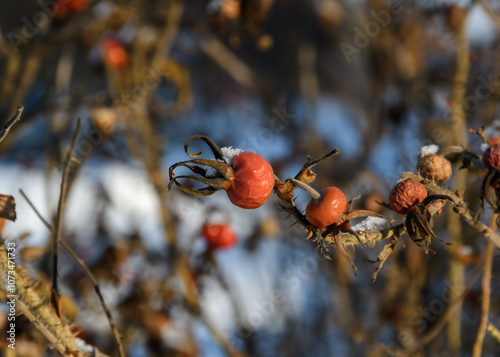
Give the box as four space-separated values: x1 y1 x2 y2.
0 105 23 143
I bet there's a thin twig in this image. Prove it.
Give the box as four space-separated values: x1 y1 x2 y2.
487 322 500 342
0 105 23 143
472 214 496 357
478 0 500 30
51 118 81 317
19 189 125 357
200 35 258 89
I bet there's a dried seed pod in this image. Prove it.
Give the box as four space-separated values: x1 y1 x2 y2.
483 144 500 170
417 154 452 182
389 179 428 214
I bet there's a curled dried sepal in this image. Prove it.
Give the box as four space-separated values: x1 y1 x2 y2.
168 158 233 196
404 194 453 251
169 136 234 197
479 170 500 219
184 135 225 160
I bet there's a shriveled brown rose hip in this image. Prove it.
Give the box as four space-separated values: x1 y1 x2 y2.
389 179 428 214
417 154 452 182
483 144 500 170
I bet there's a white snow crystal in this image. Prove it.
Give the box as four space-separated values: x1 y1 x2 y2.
351 216 388 232
420 144 439 156
221 146 244 163
75 338 94 353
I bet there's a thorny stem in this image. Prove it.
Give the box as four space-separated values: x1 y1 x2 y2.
288 178 320 199
279 171 500 283
427 181 500 249
52 118 81 318
19 189 125 357
0 105 23 143
472 214 496 357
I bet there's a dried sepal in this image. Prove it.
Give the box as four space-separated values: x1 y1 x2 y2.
479 170 500 219
0 194 16 221
469 127 490 145
184 135 225 160
169 136 236 197
274 179 295 203
364 235 399 282
403 194 453 250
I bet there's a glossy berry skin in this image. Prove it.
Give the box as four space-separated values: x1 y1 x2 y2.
202 223 237 250
226 152 274 209
305 187 348 228
483 144 500 170
389 179 428 214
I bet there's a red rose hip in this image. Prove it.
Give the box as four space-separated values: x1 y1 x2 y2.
305 187 348 228
202 223 237 250
103 38 129 70
226 152 274 209
483 144 500 170
389 179 428 214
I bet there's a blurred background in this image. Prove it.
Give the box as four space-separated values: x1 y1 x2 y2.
1 0 500 356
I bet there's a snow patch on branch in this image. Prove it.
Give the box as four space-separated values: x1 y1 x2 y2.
351 216 389 232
